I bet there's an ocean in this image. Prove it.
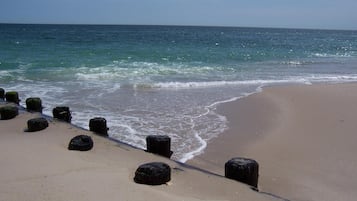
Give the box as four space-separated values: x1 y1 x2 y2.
1 24 357 162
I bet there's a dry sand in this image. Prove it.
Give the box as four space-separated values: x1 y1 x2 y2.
189 83 357 201
0 102 278 201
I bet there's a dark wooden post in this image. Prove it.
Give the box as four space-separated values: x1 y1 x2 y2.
146 135 173 158
26 97 43 113
68 135 94 151
225 157 259 188
134 162 171 185
52 106 72 123
0 105 18 120
27 117 48 132
0 88 4 100
89 117 108 136
5 91 20 104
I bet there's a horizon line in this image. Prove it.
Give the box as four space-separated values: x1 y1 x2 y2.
0 22 356 32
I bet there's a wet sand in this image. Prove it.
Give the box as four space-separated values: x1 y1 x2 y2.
189 83 357 201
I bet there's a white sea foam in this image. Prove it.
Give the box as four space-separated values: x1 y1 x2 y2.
152 79 311 89
305 74 357 83
73 62 225 85
0 70 12 78
312 52 353 58
179 131 208 163
178 108 230 163
283 61 305 66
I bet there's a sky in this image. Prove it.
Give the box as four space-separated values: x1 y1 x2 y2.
1 0 356 30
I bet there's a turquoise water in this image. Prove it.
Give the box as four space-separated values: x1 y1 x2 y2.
1 24 357 161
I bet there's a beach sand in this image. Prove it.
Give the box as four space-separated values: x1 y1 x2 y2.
188 83 357 201
0 103 278 201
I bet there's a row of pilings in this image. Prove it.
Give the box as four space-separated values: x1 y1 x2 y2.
0 88 260 189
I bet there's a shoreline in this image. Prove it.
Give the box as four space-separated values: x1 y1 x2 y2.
0 101 280 201
188 82 357 201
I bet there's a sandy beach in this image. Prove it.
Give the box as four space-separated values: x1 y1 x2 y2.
2 83 357 201
189 83 357 201
0 102 278 201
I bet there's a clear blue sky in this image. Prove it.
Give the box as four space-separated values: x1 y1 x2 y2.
1 0 356 30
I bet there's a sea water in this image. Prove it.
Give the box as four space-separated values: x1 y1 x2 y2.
1 24 357 162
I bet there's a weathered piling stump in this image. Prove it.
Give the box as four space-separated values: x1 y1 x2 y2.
89 117 108 136
0 105 19 120
0 88 4 100
27 117 48 132
26 97 43 113
5 91 20 104
68 135 93 151
53 106 71 123
134 162 171 185
146 135 173 158
225 157 259 188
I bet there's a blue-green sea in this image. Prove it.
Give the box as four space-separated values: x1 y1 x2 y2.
1 24 357 162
